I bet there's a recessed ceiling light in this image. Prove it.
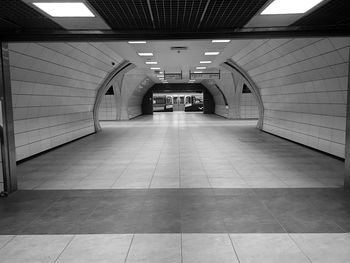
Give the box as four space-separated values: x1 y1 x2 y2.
200 61 212 64
146 61 158 65
205 52 220 56
33 2 95 17
212 40 230 43
150 67 160 70
196 67 206 70
194 71 203 74
128 41 147 44
261 0 324 14
138 53 153 56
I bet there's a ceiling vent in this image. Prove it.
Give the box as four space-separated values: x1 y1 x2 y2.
170 46 188 51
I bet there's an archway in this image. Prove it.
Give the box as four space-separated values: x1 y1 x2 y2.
141 83 217 115
93 60 135 131
222 59 264 129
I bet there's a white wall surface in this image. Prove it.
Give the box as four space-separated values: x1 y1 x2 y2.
232 38 350 158
240 93 259 119
9 42 122 160
201 79 228 118
99 94 117 121
122 71 154 120
97 70 154 121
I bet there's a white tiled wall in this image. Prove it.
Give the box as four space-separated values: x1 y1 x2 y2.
201 79 229 118
122 72 154 120
98 94 117 120
232 38 350 158
9 42 122 160
240 93 259 119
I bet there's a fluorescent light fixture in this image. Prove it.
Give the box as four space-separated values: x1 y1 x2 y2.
261 0 324 14
138 53 153 56
194 71 202 74
33 2 95 17
150 67 160 70
146 61 158 65
196 67 206 70
200 61 212 64
205 52 220 56
212 40 230 43
156 75 164 78
128 41 147 44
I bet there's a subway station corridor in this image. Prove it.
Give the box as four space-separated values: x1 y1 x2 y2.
0 113 349 262
1 0 350 261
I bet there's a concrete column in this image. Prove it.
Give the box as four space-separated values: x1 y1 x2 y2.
345 49 350 188
0 42 17 193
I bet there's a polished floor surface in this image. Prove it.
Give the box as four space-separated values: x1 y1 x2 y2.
17 113 344 190
2 113 349 262
1 233 350 263
1 188 350 235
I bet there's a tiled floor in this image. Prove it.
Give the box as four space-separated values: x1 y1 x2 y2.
1 233 350 262
1 188 350 235
2 113 349 262
17 113 344 190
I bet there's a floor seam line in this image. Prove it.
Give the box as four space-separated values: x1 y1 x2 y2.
148 128 167 189
0 235 16 251
123 233 135 263
180 232 183 263
53 234 75 263
288 234 313 263
228 233 241 263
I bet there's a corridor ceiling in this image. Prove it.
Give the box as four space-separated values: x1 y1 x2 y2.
0 0 349 41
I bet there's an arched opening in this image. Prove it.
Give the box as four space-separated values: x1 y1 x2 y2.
98 86 117 121
239 84 259 119
141 83 216 115
222 60 264 129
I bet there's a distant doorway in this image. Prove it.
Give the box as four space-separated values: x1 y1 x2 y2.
153 92 203 113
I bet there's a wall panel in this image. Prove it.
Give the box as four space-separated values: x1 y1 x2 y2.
9 42 122 160
232 38 350 158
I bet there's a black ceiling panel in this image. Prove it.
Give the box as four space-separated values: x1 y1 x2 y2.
200 0 268 29
0 0 62 30
1 0 350 40
293 0 350 27
88 0 269 31
88 0 154 30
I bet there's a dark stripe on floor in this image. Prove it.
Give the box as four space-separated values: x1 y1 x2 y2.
0 188 349 234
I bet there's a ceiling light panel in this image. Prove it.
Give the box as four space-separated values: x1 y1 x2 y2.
205 52 220 55
200 61 212 64
212 40 231 43
146 61 158 64
196 67 206 70
150 67 160 70
138 53 153 56
33 2 95 17
128 41 147 44
261 0 324 15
